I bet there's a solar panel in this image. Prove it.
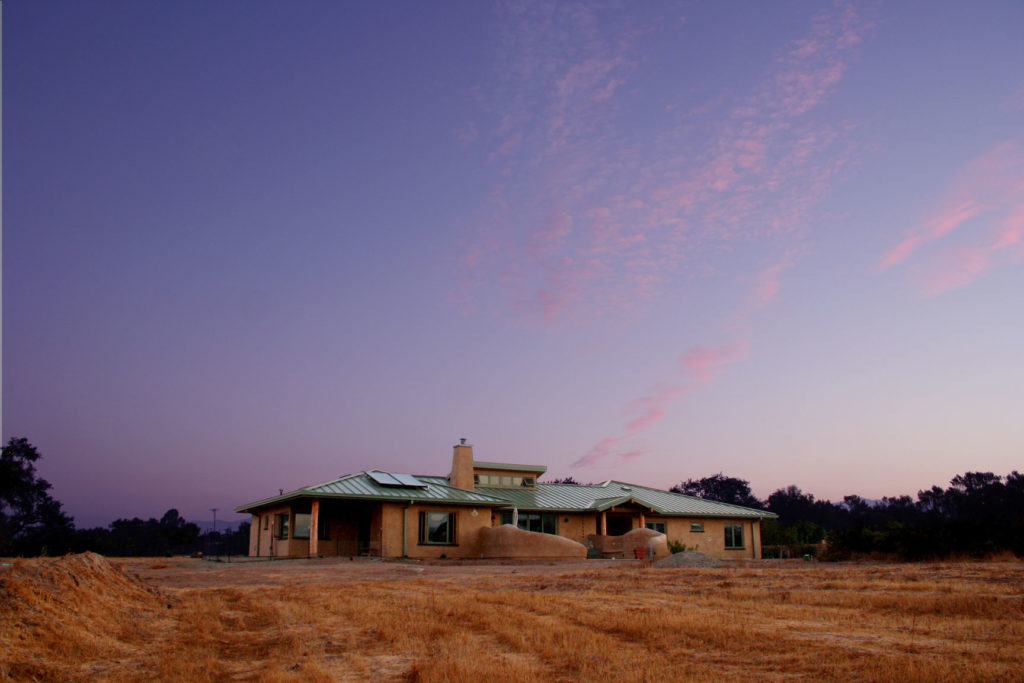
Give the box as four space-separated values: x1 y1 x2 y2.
367 470 427 488
392 473 427 488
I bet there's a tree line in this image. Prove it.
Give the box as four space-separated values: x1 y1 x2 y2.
1 437 248 557
546 470 1024 559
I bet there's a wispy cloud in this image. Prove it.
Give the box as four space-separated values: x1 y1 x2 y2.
879 137 1024 295
572 341 749 468
459 2 872 324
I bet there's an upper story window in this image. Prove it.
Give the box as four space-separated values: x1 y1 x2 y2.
475 473 537 488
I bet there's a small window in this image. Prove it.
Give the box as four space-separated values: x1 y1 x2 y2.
419 511 457 545
293 513 311 539
725 523 744 549
274 513 289 539
646 522 666 534
690 522 704 533
473 474 480 484
522 477 535 487
263 516 269 530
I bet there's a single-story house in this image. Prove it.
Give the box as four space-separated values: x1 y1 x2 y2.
235 440 775 560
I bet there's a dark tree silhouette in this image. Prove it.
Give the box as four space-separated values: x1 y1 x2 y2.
670 473 763 509
544 476 582 485
0 437 75 556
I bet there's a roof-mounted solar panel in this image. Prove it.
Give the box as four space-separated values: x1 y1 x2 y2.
393 473 427 488
367 470 427 488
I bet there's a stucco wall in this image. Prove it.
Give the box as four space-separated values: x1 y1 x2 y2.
380 503 494 559
588 528 669 560
554 512 598 545
476 524 587 559
655 517 762 559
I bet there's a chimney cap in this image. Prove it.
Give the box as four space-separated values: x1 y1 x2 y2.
459 438 467 445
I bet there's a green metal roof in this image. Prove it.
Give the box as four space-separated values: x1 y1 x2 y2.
472 461 547 473
234 471 510 513
453 479 774 519
237 470 774 520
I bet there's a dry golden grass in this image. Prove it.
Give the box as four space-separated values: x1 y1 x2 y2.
2 554 1023 682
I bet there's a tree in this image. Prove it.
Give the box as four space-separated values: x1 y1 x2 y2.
544 476 582 485
670 473 763 509
0 437 75 555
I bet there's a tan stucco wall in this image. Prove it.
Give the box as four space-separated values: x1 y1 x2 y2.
248 506 310 557
588 528 670 561
554 512 598 545
380 503 494 559
476 525 587 559
655 517 763 559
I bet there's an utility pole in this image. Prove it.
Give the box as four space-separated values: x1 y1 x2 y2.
210 508 218 534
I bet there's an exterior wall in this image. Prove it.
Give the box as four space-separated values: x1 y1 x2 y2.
249 505 308 558
553 512 598 545
476 525 587 559
380 503 494 559
656 517 762 560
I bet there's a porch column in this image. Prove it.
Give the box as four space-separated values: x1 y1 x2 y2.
639 512 645 529
309 499 320 556
600 511 607 535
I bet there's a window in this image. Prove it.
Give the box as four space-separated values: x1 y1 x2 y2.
274 513 289 539
645 522 666 534
522 477 535 487
690 522 704 533
263 516 269 530
724 524 744 549
419 511 456 545
293 513 311 539
500 511 557 534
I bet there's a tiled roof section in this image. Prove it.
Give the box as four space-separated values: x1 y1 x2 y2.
461 480 773 519
234 471 509 513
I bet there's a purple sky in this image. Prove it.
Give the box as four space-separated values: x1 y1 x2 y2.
4 1 1023 527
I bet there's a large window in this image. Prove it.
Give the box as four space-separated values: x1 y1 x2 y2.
293 513 311 540
274 513 289 539
475 474 537 488
724 523 744 549
645 522 666 534
500 511 557 534
419 511 457 545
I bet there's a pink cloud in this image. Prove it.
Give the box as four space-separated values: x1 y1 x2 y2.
574 340 750 468
880 137 1024 293
748 255 798 309
879 200 980 270
680 341 750 381
458 4 870 326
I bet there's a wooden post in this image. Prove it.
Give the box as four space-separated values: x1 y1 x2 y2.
639 512 645 529
600 511 607 535
309 499 320 557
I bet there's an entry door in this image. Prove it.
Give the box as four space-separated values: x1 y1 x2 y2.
606 515 633 536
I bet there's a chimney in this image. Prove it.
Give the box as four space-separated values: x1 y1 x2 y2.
449 438 474 490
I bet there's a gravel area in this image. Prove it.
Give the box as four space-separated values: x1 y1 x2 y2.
654 551 725 568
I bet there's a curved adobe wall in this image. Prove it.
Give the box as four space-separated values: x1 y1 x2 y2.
588 527 669 560
476 524 587 559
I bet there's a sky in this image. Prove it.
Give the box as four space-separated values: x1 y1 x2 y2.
4 1 1023 528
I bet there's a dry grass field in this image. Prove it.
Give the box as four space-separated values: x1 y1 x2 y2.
2 553 1023 682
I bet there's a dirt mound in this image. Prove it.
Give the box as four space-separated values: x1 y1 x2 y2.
0 552 168 680
653 550 724 568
